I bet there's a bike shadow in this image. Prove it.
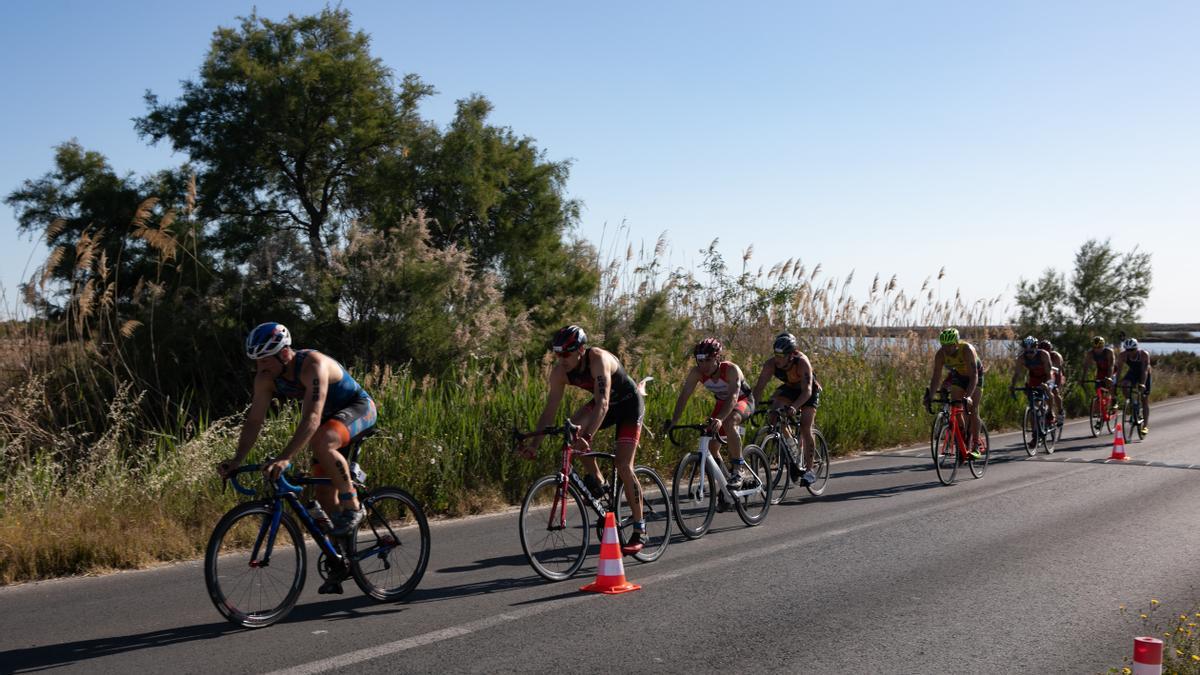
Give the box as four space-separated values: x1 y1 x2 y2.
775 479 943 504
437 552 537 574
0 595 394 672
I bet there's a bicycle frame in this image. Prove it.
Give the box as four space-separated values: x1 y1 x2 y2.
684 432 765 502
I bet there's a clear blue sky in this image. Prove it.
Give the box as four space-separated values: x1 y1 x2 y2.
2 1 1197 322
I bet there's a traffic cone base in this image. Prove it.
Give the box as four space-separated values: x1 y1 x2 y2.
580 512 641 595
1110 423 1129 461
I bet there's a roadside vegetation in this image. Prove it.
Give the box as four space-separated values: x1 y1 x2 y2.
1 7 1194 584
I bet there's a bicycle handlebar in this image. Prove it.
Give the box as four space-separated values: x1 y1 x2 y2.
666 423 728 447
512 420 581 444
226 462 304 497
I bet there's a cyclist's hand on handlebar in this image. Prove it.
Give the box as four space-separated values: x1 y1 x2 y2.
660 420 674 437
705 417 722 434
217 458 240 479
262 458 290 481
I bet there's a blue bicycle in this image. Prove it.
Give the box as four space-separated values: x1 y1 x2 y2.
204 429 429 628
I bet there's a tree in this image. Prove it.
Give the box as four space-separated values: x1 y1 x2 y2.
136 7 432 326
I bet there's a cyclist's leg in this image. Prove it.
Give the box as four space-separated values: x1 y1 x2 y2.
798 405 817 468
1142 374 1152 427
613 397 645 522
312 397 377 513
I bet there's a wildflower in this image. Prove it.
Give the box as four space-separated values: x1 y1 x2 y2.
1140 614 1148 619
1122 668 1131 674
1151 599 1159 605
1192 655 1199 661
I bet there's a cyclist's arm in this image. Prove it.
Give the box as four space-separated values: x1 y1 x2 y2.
530 368 568 439
583 352 613 440
667 367 701 428
1142 350 1151 386
791 357 814 404
1009 356 1025 388
279 357 330 462
232 373 275 465
928 348 945 394
750 359 773 402
964 344 980 394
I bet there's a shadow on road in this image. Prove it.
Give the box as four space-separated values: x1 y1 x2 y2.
437 552 533 574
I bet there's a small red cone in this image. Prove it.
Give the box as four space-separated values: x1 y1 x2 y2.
1110 423 1129 460
580 512 641 595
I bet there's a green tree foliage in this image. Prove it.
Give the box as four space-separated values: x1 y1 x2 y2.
1014 238 1152 363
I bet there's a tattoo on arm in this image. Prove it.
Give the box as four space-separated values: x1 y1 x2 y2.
595 375 609 403
311 377 320 402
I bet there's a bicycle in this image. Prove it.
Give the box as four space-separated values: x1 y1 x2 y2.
926 390 990 484
514 421 670 582
668 422 771 539
1119 383 1148 442
1012 385 1059 455
205 428 430 628
746 405 830 504
1083 378 1117 437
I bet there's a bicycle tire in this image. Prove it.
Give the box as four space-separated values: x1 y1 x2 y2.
969 419 990 479
806 430 831 496
933 418 959 485
733 446 771 526
930 411 947 460
205 501 306 628
614 466 671 563
757 435 787 505
1134 399 1146 440
347 487 430 601
519 475 590 581
1021 406 1038 457
1041 400 1057 454
1088 395 1101 438
672 453 716 539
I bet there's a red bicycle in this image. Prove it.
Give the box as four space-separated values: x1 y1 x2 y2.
1084 378 1116 437
926 390 990 485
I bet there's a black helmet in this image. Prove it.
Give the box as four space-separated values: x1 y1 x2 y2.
552 325 587 354
773 332 798 354
693 337 723 361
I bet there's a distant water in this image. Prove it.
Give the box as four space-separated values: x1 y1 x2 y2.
817 336 1200 356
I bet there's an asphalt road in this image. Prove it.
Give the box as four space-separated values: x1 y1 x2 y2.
3 395 1198 674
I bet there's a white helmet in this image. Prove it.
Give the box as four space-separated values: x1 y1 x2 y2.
1122 338 1138 351
246 322 291 359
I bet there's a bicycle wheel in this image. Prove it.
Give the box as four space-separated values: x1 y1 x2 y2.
1021 406 1038 457
1088 395 1101 438
932 420 959 485
757 435 788 505
1041 402 1057 454
614 466 671 563
519 475 590 581
806 430 831 496
1122 399 1133 442
930 411 947 460
733 446 772 526
1104 395 1116 435
969 419 990 479
205 501 305 628
347 487 430 601
1134 401 1146 440
672 453 716 539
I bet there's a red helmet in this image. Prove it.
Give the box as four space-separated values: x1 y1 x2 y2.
693 338 723 361
552 325 587 354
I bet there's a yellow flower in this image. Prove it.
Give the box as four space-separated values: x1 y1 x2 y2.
1122 668 1132 674
1192 655 1200 661
1151 599 1160 605
1140 614 1148 619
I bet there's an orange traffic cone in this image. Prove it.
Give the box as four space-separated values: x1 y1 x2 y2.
580 512 641 595
1110 423 1129 460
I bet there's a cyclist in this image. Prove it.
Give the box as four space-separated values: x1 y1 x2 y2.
662 338 755 493
924 328 984 457
1115 337 1153 434
217 323 377 591
1039 339 1066 422
750 332 819 486
1009 336 1057 445
519 325 648 555
1083 336 1116 412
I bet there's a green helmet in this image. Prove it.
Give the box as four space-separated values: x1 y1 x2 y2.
938 328 959 346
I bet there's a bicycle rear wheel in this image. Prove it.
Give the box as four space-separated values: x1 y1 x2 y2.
806 430 831 496
519 475 590 581
205 501 305 628
1021 406 1038 456
672 453 716 539
733 447 771 526
969 420 990 479
933 421 959 485
348 487 430 601
615 466 671 563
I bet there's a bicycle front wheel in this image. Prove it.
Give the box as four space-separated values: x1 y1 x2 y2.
757 435 788 504
1088 395 1101 438
1122 400 1134 442
348 487 430 601
1040 402 1057 454
519 475 590 581
733 446 771 526
969 420 990 479
672 453 716 539
1021 406 1038 457
615 466 671 563
933 420 958 485
806 430 831 496
205 501 306 628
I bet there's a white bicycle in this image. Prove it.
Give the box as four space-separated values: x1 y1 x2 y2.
667 422 771 539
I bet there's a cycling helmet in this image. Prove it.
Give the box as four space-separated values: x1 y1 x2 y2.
1038 340 1053 351
938 328 959 346
1092 336 1105 347
552 325 587 354
1123 337 1139 351
1020 336 1038 350
773 332 798 354
693 338 723 361
246 322 291 359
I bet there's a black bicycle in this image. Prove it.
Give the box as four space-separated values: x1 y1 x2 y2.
205 428 430 628
746 405 830 504
514 421 670 581
1119 383 1148 442
1012 386 1058 455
